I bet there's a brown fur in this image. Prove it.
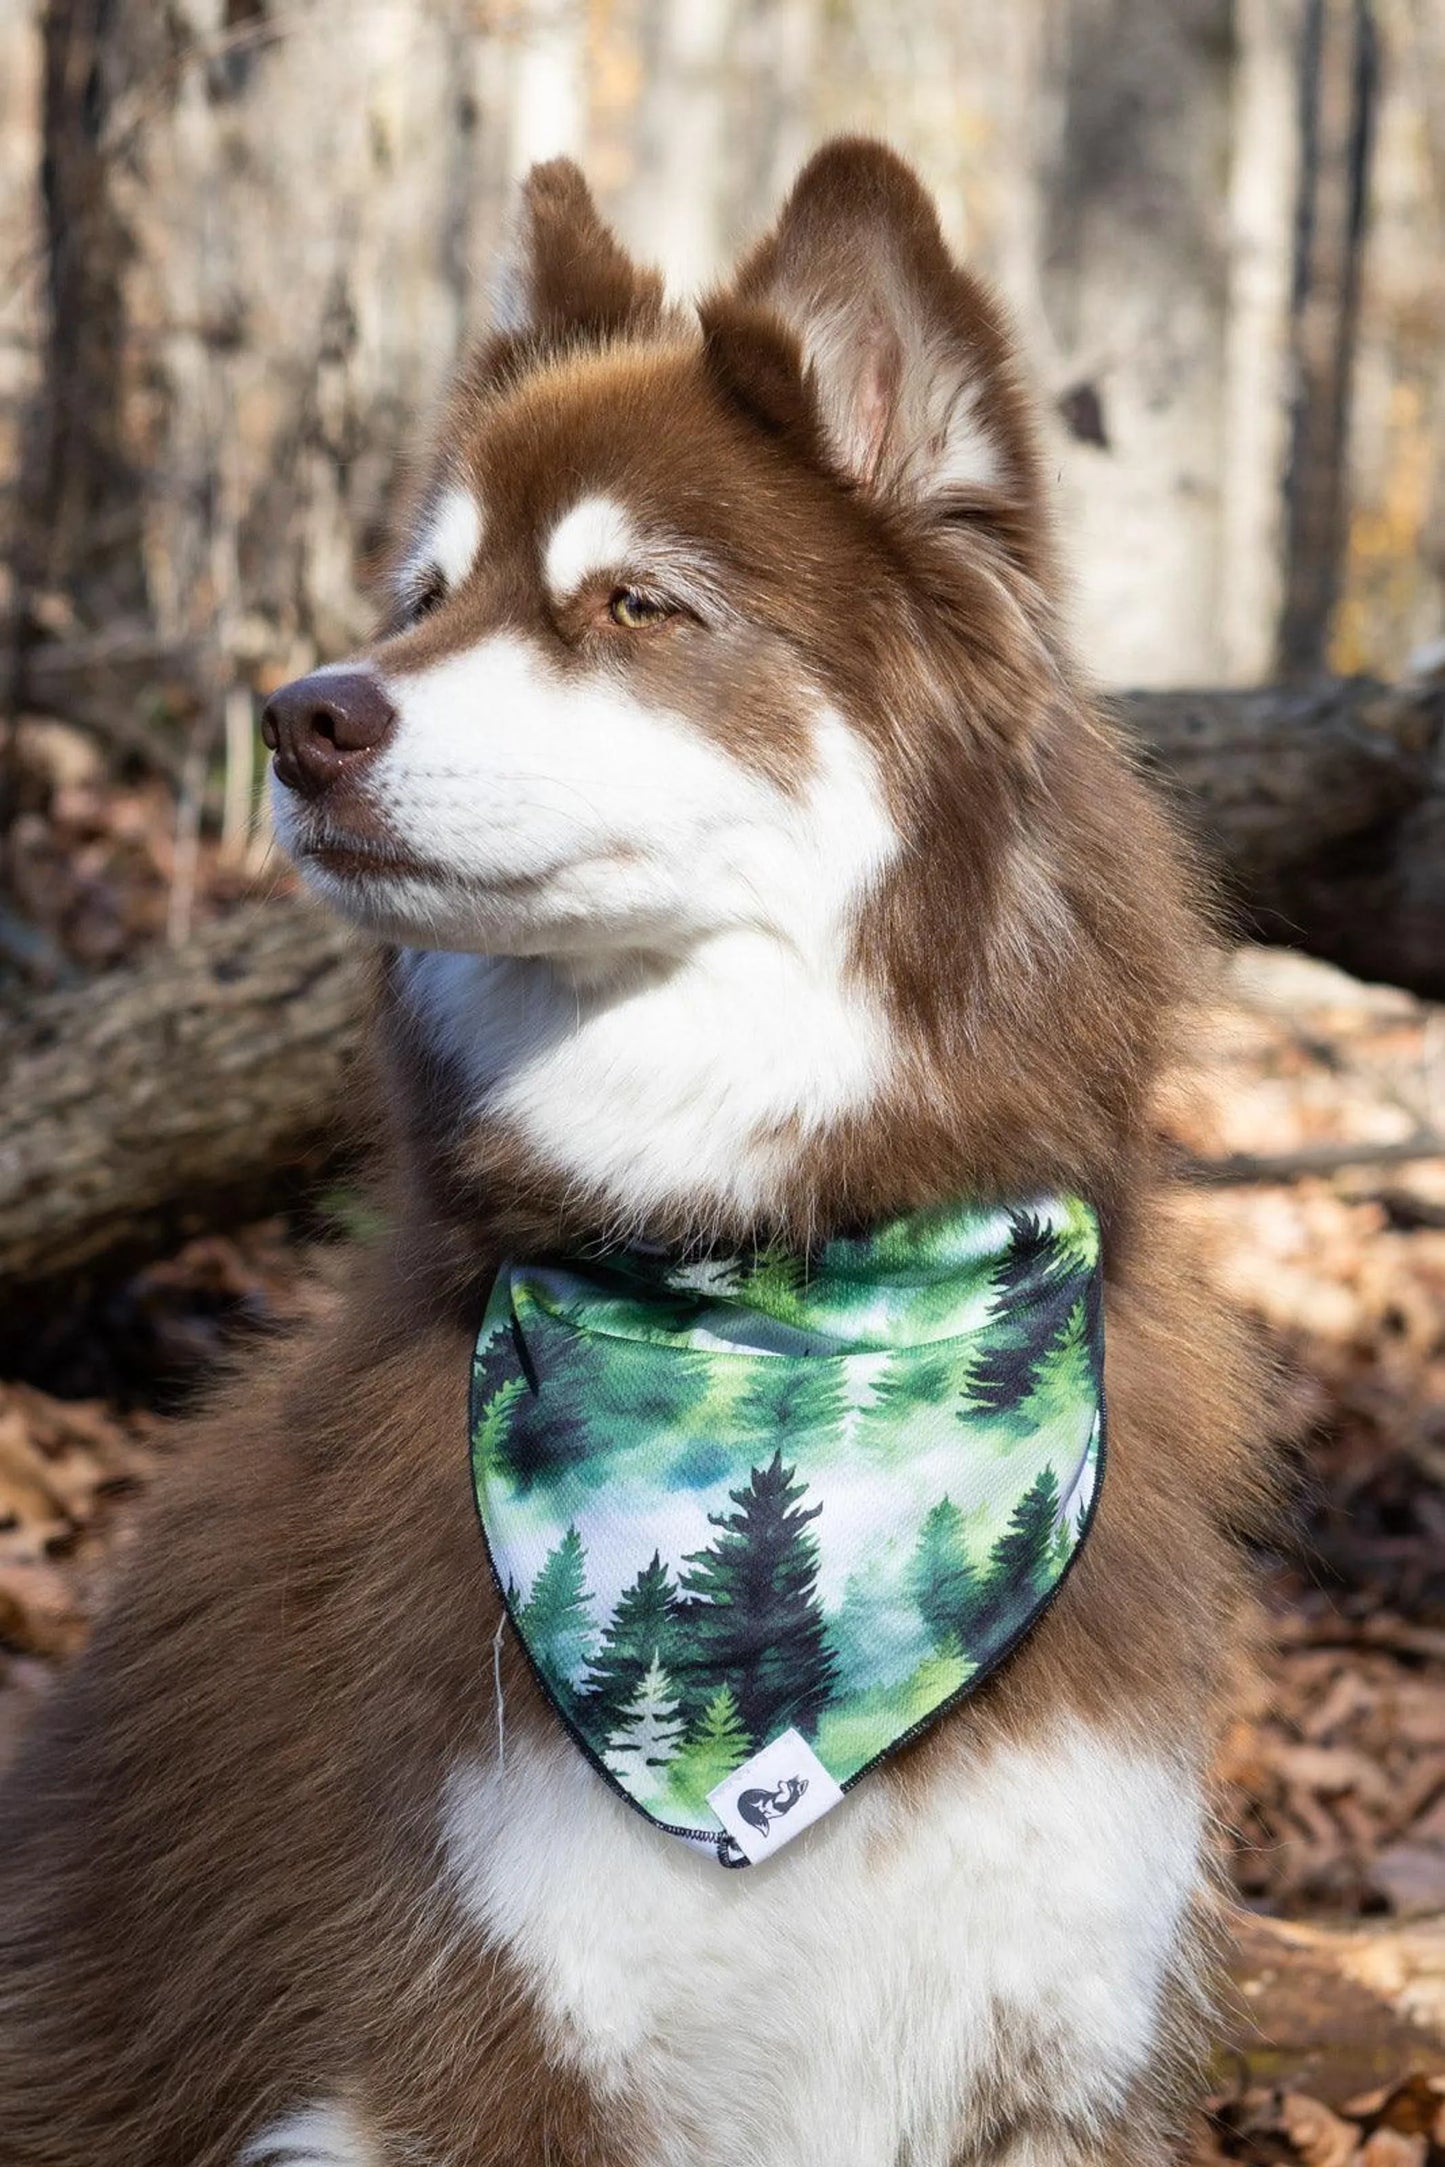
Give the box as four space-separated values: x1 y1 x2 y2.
0 141 1265 2165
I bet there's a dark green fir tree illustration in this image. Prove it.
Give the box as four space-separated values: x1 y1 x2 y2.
968 1212 1091 1420
1017 1296 1097 1431
491 1312 602 1493
580 1553 691 1733
666 1683 751 1812
681 1450 837 1748
975 1466 1063 1644
519 1524 597 1711
471 1366 528 1484
906 1496 982 1653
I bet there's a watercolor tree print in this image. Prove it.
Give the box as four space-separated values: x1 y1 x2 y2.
472 1200 1105 1844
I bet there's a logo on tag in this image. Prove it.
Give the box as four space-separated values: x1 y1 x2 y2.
708 1730 845 1864
736 1776 809 1837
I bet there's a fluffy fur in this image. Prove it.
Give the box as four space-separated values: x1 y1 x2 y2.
0 140 1262 2165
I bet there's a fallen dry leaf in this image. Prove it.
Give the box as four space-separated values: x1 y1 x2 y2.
1280 2092 1361 2167
1357 2131 1427 2167
1346 2076 1445 2138
0 1558 87 1658
1370 1841 1445 1918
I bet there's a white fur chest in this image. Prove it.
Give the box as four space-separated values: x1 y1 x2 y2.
439 1719 1202 2167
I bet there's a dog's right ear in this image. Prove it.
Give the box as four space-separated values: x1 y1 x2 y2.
486 159 666 354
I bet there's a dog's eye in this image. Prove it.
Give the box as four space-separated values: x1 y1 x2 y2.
607 587 671 630
402 572 446 627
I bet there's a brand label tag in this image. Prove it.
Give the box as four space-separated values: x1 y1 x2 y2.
707 1730 845 1865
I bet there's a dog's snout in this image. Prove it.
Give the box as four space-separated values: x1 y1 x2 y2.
262 670 397 799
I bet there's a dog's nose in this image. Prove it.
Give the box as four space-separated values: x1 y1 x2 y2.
261 670 397 799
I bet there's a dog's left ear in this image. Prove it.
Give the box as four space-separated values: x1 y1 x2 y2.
702 139 1041 559
488 158 667 352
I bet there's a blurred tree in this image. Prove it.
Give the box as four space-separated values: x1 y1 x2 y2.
1278 0 1379 678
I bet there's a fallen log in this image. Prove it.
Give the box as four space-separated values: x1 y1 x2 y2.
2 672 1444 1297
1223 1908 1445 2100
0 901 367 1294
1120 672 1445 1001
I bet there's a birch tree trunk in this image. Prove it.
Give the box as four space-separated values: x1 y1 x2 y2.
1033 0 1238 688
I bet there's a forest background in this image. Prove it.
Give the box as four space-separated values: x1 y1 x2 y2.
3 1 1445 2152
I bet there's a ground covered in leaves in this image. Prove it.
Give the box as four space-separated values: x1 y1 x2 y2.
1183 955 1445 1931
3 721 1444 2148
1200 2072 1445 2166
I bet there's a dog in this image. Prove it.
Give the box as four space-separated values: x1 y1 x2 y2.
0 140 1260 2166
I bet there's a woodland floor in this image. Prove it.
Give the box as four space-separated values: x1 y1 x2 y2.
3 718 1445 2157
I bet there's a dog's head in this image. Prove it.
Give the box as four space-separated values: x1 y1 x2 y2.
266 142 1192 1239
266 141 1052 969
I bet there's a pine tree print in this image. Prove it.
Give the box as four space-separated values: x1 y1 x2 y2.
906 1496 982 1653
661 1253 748 1300
1059 1419 1103 1540
1018 1297 1097 1434
579 1553 690 1734
495 1312 601 1493
968 1213 1092 1420
1052 1194 1103 1274
472 1318 518 1401
734 1359 849 1456
612 1344 716 1451
472 1375 527 1482
603 1654 686 1800
519 1525 597 1710
664 1684 750 1815
473 1194 1105 1836
828 1551 935 1697
681 1450 838 1747
723 1247 819 1336
975 1467 1064 1644
869 1346 978 1447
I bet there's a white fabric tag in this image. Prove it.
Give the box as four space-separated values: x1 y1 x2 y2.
707 1731 846 1864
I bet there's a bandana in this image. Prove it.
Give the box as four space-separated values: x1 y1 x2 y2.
470 1197 1105 1868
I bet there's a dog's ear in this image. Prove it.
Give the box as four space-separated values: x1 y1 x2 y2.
702 139 1041 558
488 159 666 352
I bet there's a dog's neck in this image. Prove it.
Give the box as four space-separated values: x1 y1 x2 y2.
396 916 893 1240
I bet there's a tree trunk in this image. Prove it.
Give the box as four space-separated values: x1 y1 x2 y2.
1275 0 1377 680
2 673 1444 1297
1035 0 1240 688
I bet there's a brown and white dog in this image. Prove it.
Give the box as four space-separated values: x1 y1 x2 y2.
0 142 1260 2166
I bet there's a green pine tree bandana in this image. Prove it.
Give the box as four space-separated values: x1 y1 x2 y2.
470 1197 1105 1868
